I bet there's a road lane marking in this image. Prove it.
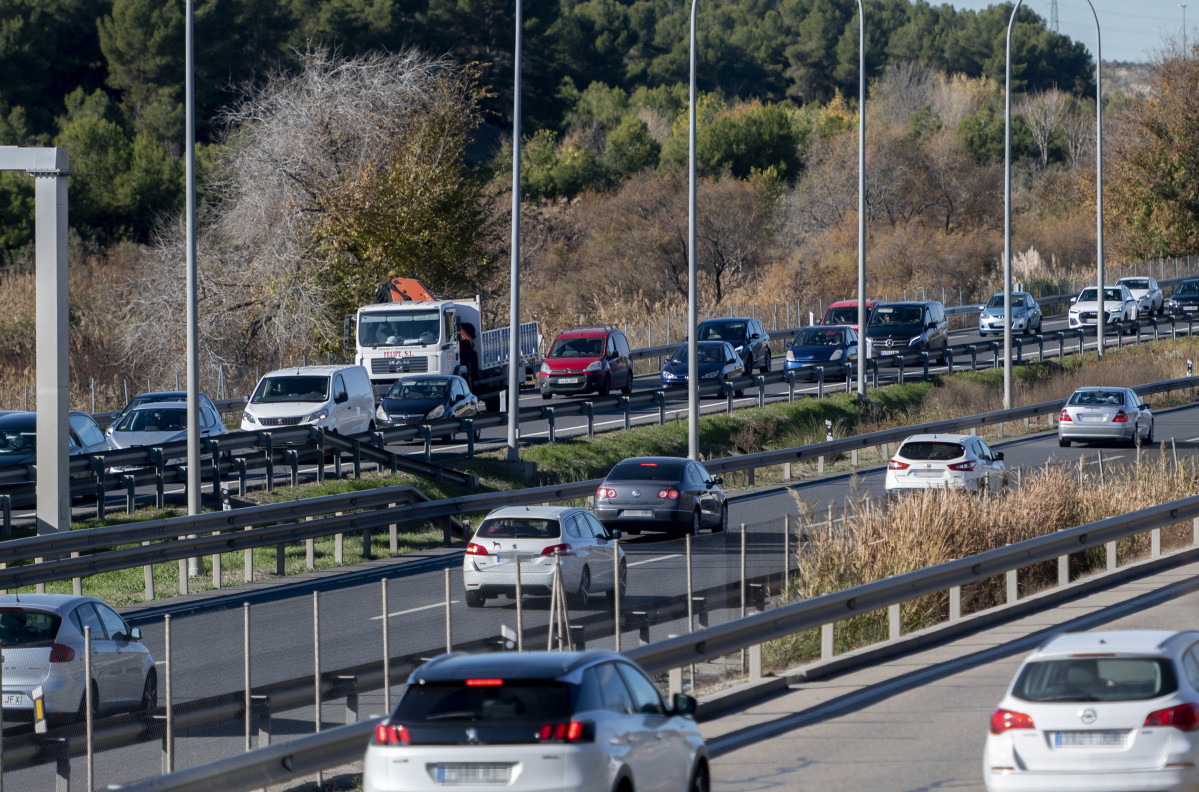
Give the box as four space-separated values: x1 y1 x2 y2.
628 554 681 567
371 601 460 620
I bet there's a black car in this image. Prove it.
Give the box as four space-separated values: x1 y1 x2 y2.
695 317 771 375
863 301 949 364
593 456 726 536
376 374 479 441
1167 278 1199 315
0 411 109 503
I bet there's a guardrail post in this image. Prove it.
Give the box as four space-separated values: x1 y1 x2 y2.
949 585 961 621
352 438 362 479
619 396 631 430
821 623 834 660
233 457 247 496
1117 322 1124 348
151 449 165 508
869 358 878 388
37 736 70 792
207 439 222 501
581 402 595 438
259 433 274 493
1171 314 1177 340
756 376 765 407
372 431 387 473
542 407 556 443
1077 329 1084 355
723 381 734 413
785 370 796 402
252 694 271 748
1106 540 1117 572
92 456 107 519
313 428 325 483
990 340 999 369
920 352 930 380
945 348 954 374
313 592 323 788
337 675 358 724
889 603 900 640
420 425 432 463
654 390 666 425
462 419 475 457
1053 331 1064 359
1035 334 1044 362
334 512 344 563
1006 569 1018 604
815 367 824 399
896 355 905 385
1152 316 1160 342
120 473 136 513
569 624 586 650
280 449 297 488
1013 337 1022 364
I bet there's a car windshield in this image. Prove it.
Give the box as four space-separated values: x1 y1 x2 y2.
0 607 62 648
1121 279 1149 290
823 306 860 324
697 322 747 342
1176 281 1199 295
1068 390 1125 407
475 518 561 540
869 305 923 327
1012 658 1177 703
608 460 686 480
668 344 724 364
793 330 844 347
115 408 187 432
0 427 37 456
386 379 449 400
359 310 441 347
1077 288 1122 302
549 337 603 358
898 441 965 461
251 376 330 404
985 295 1009 309
394 680 573 723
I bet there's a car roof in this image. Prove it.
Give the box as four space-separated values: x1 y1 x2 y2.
130 391 213 401
797 325 849 332
0 593 104 613
699 317 751 324
393 374 452 382
410 650 624 683
899 433 973 443
482 505 584 521
1070 386 1126 392
261 365 355 377
826 299 877 309
125 401 189 412
1030 630 1196 659
554 327 612 338
0 411 35 429
613 455 691 466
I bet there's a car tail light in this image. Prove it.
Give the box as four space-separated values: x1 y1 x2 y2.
596 487 617 499
990 709 1035 734
1113 410 1127 423
1060 409 1071 422
374 723 411 745
948 460 977 472
465 543 488 556
49 644 75 663
465 678 504 687
1144 703 1199 732
657 488 680 500
541 544 575 556
888 460 910 470
537 721 595 743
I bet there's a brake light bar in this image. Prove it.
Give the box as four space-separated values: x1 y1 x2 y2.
374 723 411 745
465 543 488 556
990 709 1035 734
639 462 658 467
465 678 504 687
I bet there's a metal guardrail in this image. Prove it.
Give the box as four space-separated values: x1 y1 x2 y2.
110 478 1199 792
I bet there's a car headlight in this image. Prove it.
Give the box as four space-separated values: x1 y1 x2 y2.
829 349 843 361
376 405 388 421
306 409 328 422
662 370 677 380
786 350 796 362
242 411 256 424
908 336 924 347
584 360 602 372
426 405 445 420
540 362 551 375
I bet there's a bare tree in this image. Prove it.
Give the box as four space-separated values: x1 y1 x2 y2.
1020 88 1068 168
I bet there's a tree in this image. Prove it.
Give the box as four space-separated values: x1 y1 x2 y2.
604 115 660 176
1019 88 1067 168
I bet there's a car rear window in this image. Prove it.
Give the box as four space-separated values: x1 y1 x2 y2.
608 460 685 480
897 441 965 461
1068 390 1125 407
395 681 574 723
1121 279 1149 289
0 608 62 648
476 518 561 540
1013 658 1178 703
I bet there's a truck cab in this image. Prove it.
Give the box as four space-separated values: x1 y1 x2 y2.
352 299 478 397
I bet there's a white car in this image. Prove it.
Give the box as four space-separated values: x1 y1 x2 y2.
363 651 709 792
984 629 1199 792
1067 285 1139 334
463 506 625 609
1116 276 1164 317
884 433 1006 496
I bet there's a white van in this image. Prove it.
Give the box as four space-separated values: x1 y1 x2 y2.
241 365 375 434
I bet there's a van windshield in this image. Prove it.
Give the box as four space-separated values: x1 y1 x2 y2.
251 376 330 404
549 338 603 358
823 307 859 325
359 310 441 347
869 306 923 327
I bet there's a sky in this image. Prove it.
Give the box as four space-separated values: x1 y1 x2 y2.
941 0 1188 63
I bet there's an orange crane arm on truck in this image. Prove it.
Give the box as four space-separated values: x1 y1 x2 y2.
372 277 436 304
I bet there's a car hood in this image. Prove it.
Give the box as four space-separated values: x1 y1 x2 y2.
1172 293 1199 303
787 345 841 361
543 356 602 372
864 325 922 341
379 397 442 414
981 304 1027 317
662 359 725 377
244 402 329 418
107 429 187 449
1070 299 1125 312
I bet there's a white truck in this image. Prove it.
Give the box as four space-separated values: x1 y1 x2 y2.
345 278 542 412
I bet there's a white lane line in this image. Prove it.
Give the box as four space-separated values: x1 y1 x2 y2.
628 554 680 568
370 601 459 620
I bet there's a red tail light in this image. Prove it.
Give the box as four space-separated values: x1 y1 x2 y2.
1059 408 1072 422
537 721 594 742
990 709 1035 734
657 488 680 500
465 543 488 556
948 460 977 472
888 460 910 470
541 544 575 556
1144 703 1199 732
374 723 411 745
465 678 504 687
1112 410 1127 423
49 643 75 663
596 488 617 499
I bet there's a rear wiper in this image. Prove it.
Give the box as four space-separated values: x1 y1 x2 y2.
425 711 480 722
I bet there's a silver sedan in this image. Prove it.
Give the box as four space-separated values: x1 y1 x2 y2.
1058 387 1153 447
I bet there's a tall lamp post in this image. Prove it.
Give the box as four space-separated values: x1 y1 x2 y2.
506 0 524 462
1002 1 1023 410
1084 0 1104 368
686 0 699 460
185 0 201 576
1184 5 1189 52
854 0 867 400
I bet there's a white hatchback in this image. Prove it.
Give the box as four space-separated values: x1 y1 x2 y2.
985 630 1199 792
884 433 1006 495
363 650 709 792
463 506 625 609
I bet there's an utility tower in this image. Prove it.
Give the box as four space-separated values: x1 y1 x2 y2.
1050 0 1059 31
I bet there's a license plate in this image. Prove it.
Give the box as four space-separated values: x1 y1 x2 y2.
622 509 653 517
1079 414 1107 423
1053 730 1128 748
878 349 899 355
435 764 511 784
556 377 580 384
913 470 942 478
2 694 24 706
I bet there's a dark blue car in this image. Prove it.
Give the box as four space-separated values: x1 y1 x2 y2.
784 326 858 380
660 341 744 396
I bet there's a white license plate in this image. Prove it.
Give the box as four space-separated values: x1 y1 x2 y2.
2 694 24 706
556 377 580 384
913 470 942 478
878 349 900 355
1053 730 1128 748
1078 414 1107 423
622 509 653 517
435 764 511 784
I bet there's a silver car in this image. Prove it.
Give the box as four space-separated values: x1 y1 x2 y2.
106 400 228 453
1058 387 1153 447
1116 276 1164 317
978 292 1042 336
0 594 156 724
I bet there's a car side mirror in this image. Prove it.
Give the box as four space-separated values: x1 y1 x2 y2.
1070 297 1077 304
608 529 622 540
1142 403 1151 411
672 693 697 717
711 475 723 485
130 627 142 641
994 451 1004 461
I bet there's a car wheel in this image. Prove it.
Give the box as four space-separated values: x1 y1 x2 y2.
568 566 591 609
689 763 710 792
541 392 552 400
1146 420 1155 445
465 591 485 608
683 508 701 536
760 352 770 374
714 504 727 533
75 681 99 723
138 669 158 713
606 558 627 602
598 375 611 398
1059 437 1070 448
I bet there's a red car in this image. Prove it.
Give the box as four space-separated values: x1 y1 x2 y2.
821 299 878 332
539 326 633 399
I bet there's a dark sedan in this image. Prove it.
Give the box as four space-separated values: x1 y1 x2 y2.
375 374 479 440
1167 278 1199 315
695 317 771 375
0 411 109 503
659 341 744 395
593 456 727 536
784 326 857 380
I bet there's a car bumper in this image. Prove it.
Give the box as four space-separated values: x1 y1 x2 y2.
884 472 978 492
1058 423 1136 442
594 503 688 531
363 743 613 792
984 767 1199 792
3 673 82 718
783 361 841 378
462 559 578 595
539 372 604 395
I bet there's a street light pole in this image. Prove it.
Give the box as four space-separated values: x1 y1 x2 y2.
1183 5 1189 52
185 0 201 576
686 0 699 461
855 0 867 401
1085 1 1104 366
506 0 523 463
1003 1 1025 410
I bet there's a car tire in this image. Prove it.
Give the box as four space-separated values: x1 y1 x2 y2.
465 591 485 608
689 762 710 792
567 566 591 609
598 375 611 398
138 669 158 713
541 392 552 400
1059 437 1070 448
620 375 633 396
75 681 99 724
1146 420 1155 445
714 504 727 533
683 508 701 536
760 352 770 374
606 559 627 602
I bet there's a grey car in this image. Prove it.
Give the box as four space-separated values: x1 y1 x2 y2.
593 456 726 536
105 400 228 452
1058 387 1153 447
374 374 479 440
0 594 156 724
107 390 221 431
1117 276 1164 317
978 292 1042 336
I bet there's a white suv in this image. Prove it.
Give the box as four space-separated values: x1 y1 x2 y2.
363 651 709 792
884 433 1006 496
985 630 1199 792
